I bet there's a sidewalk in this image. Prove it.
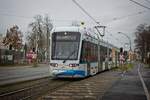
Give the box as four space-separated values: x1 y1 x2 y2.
102 63 148 100
141 64 150 98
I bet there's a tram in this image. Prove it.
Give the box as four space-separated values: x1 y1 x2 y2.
49 26 119 78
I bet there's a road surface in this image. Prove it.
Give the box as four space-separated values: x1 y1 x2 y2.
0 64 50 86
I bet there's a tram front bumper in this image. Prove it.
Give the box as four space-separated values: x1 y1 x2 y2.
51 69 85 78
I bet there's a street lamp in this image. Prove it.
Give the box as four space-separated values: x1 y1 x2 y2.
124 43 129 50
118 32 132 51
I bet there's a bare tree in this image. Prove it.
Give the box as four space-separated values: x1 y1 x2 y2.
3 25 23 50
26 14 53 62
134 24 150 63
29 15 45 50
43 14 53 61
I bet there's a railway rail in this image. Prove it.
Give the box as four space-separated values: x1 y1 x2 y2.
0 70 121 100
41 71 120 100
0 77 72 100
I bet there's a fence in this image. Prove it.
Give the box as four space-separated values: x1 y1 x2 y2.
0 49 25 65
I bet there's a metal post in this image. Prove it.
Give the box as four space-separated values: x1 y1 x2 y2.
94 25 106 71
107 41 109 69
47 27 50 62
118 32 132 63
98 40 100 71
49 35 51 63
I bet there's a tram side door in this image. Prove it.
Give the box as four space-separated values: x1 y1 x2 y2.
87 61 90 76
83 41 92 76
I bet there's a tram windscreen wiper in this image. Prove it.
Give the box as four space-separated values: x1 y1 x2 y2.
63 49 78 63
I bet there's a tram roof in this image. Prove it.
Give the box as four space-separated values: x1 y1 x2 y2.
51 26 85 33
51 26 119 49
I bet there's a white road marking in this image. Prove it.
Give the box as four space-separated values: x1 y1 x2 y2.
138 63 150 100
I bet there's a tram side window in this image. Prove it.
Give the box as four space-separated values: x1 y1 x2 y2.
80 41 88 63
90 43 95 62
93 44 97 62
100 45 107 62
86 42 91 61
80 41 90 63
87 42 98 62
80 41 98 63
109 49 112 61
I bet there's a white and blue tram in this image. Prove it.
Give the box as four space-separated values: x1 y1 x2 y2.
49 26 119 78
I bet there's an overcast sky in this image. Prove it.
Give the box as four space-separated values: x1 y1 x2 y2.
0 0 150 49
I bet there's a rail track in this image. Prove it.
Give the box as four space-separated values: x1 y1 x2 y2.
0 70 121 100
41 71 120 100
0 77 72 100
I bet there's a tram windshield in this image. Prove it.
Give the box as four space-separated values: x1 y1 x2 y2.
51 32 81 60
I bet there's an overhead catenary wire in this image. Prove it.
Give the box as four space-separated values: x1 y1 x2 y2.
72 0 106 37
0 10 146 27
144 0 150 4
106 10 146 25
72 0 99 25
0 1 148 26
0 12 82 23
129 0 150 10
85 9 147 28
104 30 123 47
0 0 149 34
0 12 33 19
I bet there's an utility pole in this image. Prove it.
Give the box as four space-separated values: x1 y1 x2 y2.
118 32 132 62
44 15 53 63
46 25 50 62
107 41 109 69
118 32 132 51
94 25 106 71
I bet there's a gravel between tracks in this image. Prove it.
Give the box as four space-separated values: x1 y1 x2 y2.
41 70 120 100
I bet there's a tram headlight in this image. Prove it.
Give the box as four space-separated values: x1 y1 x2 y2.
69 64 79 67
50 63 58 67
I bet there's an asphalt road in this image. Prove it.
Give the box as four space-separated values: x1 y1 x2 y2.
0 64 50 86
1 63 150 100
141 64 150 100
102 63 149 100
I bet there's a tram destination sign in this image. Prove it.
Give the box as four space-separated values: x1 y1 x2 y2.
53 32 80 41
56 35 77 41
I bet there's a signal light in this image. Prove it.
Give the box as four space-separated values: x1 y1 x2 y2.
81 22 84 25
120 47 123 53
32 48 35 52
